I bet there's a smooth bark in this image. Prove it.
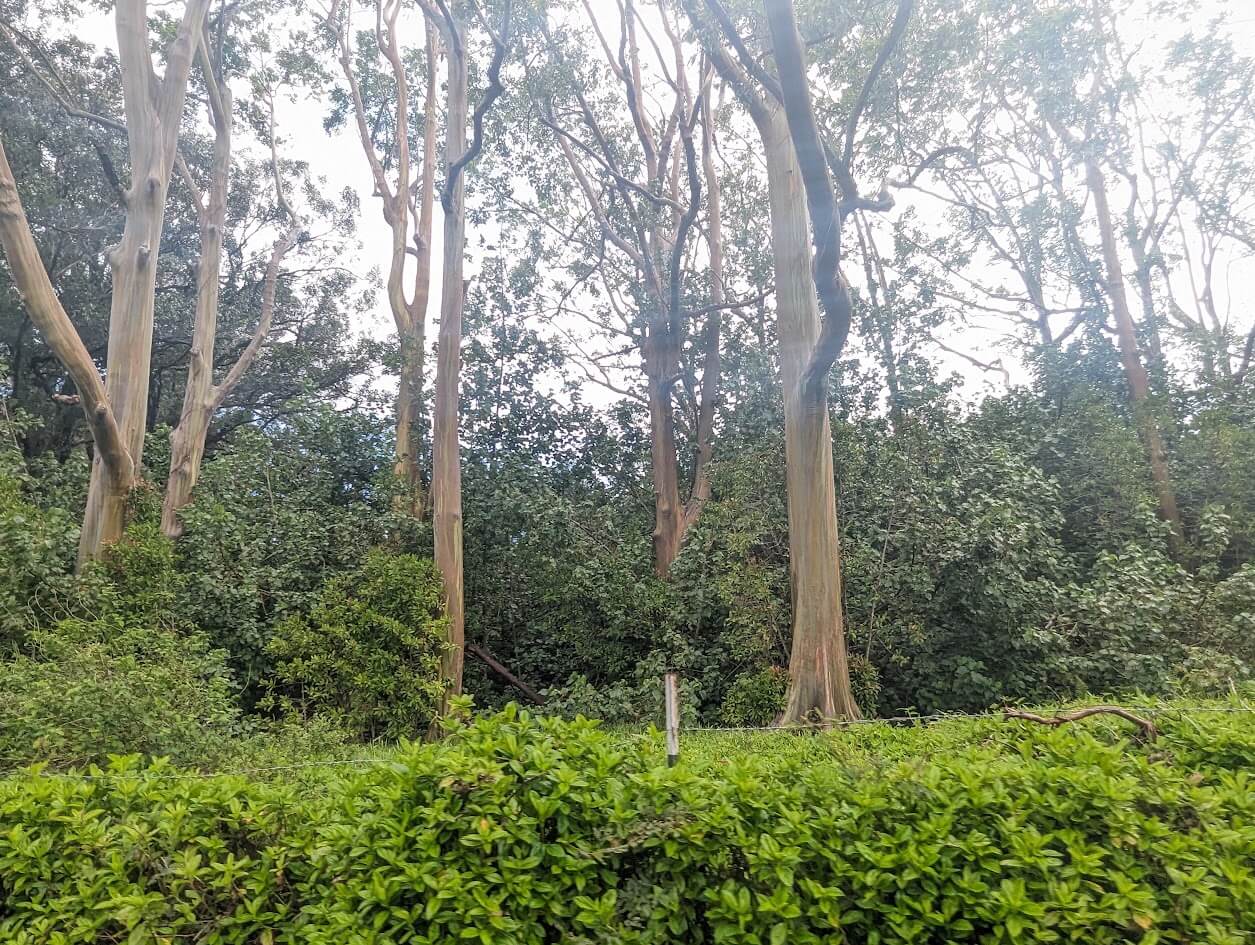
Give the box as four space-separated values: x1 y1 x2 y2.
1084 154 1184 544
432 12 469 710
760 107 861 722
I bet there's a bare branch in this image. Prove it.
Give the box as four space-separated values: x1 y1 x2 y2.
841 0 913 168
1003 705 1158 742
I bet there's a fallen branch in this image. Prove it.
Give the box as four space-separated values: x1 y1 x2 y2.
1002 705 1158 742
467 643 542 704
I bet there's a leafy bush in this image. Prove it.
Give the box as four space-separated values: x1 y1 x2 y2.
0 414 78 650
171 414 416 690
2 703 1253 943
0 616 241 772
719 666 788 726
266 549 448 739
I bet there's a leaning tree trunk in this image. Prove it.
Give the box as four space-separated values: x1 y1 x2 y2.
1085 154 1183 546
433 33 469 708
759 106 860 723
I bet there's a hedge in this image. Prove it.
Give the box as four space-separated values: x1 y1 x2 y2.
1 704 1253 943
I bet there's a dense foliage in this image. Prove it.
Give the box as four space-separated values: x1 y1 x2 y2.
1 704 1253 943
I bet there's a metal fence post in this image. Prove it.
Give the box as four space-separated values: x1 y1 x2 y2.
664 671 680 767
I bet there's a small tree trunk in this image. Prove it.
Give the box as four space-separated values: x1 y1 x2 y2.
433 33 469 708
759 106 860 723
1085 155 1183 545
162 81 231 538
643 328 685 576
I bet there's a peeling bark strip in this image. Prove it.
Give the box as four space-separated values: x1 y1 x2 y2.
0 0 210 566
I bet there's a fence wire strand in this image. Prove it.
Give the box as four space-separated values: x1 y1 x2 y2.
3 702 1251 782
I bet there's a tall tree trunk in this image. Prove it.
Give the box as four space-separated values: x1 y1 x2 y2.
395 22 439 517
433 28 468 708
1085 154 1183 544
643 327 685 576
83 0 210 563
759 106 860 722
684 84 725 530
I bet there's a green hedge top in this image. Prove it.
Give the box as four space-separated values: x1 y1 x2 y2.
2 704 1254 944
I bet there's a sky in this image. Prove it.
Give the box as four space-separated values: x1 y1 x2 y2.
49 0 1255 407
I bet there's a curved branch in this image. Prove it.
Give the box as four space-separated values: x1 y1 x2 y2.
0 140 131 480
443 0 512 211
1003 705 1158 742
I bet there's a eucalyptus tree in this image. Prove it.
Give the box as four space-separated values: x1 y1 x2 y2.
899 0 1255 544
315 0 438 516
417 0 514 708
683 0 915 722
0 0 210 564
531 0 744 576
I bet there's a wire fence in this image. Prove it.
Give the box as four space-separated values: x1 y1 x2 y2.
3 697 1252 783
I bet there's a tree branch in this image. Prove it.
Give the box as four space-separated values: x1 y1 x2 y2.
0 140 131 480
1003 705 1158 742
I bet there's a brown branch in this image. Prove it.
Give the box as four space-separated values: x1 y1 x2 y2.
443 0 512 211
467 642 542 704
1003 705 1158 742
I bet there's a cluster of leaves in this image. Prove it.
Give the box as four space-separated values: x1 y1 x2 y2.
1 703 1253 942
266 549 448 740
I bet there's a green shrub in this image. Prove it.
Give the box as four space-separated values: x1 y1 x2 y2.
719 666 788 726
1 703 1253 943
0 416 78 650
266 549 447 739
0 616 242 772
